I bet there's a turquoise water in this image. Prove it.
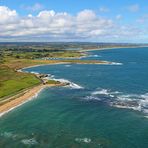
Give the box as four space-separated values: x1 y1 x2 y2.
0 47 148 147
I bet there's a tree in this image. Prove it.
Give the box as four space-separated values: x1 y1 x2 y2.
0 52 4 63
15 55 20 59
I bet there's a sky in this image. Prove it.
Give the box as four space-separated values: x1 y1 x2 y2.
0 0 148 43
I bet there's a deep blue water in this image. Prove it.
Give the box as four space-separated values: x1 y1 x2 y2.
0 47 148 147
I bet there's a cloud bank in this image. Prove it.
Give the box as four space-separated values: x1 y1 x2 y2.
0 6 146 42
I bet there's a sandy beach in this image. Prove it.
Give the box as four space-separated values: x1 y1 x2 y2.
0 83 65 117
81 46 140 52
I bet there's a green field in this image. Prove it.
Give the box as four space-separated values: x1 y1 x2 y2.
3 50 84 60
0 65 41 100
47 80 62 85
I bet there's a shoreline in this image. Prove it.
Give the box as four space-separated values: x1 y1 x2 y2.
0 84 45 117
0 83 66 117
0 61 70 117
81 46 143 52
19 62 70 72
20 61 112 72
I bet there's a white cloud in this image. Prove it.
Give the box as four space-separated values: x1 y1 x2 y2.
0 6 146 42
22 3 44 12
137 14 148 23
77 9 96 21
0 6 18 24
99 7 109 13
127 4 139 12
116 14 122 20
38 10 55 18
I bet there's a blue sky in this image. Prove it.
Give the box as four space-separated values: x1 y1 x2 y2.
0 0 148 43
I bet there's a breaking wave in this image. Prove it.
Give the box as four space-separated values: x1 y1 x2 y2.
47 75 84 89
65 65 71 67
86 54 102 58
30 71 39 75
83 88 148 116
25 70 83 89
0 132 16 139
109 62 123 65
75 137 91 143
0 131 38 145
21 138 38 145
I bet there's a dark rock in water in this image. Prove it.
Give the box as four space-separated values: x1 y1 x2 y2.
65 82 70 85
112 100 139 108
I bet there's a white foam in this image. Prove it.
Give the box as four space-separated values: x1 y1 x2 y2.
85 54 102 58
144 116 148 119
0 132 19 140
75 138 91 143
47 74 54 78
110 62 123 65
115 93 148 112
141 93 148 99
48 78 84 89
93 54 100 57
30 71 39 75
65 65 71 67
111 103 141 111
117 94 139 101
68 82 84 89
1 132 13 138
91 88 120 97
17 69 22 72
84 96 101 101
112 92 148 114
84 88 148 116
92 89 110 95
21 138 38 145
26 71 83 90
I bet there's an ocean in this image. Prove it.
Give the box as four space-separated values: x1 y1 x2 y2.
0 47 148 147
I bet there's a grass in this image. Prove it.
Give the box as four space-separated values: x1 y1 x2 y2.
47 80 61 85
0 65 40 100
4 50 84 59
3 58 62 69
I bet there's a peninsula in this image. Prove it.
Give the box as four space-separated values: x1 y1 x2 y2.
0 42 142 116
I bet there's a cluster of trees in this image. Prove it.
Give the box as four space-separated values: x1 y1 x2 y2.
0 52 4 63
4 48 65 53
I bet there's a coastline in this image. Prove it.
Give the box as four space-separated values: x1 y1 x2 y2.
0 83 66 117
0 84 45 117
0 62 70 117
20 61 112 72
81 46 142 52
20 62 70 71
0 48 123 117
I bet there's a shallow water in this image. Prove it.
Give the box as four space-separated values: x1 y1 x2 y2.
0 47 148 147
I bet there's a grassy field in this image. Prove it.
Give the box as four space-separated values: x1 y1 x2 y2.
47 80 61 85
0 65 41 100
4 58 62 69
3 50 84 60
